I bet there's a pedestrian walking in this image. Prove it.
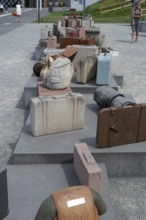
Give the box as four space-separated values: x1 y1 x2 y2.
16 1 22 22
0 2 4 14
131 1 142 43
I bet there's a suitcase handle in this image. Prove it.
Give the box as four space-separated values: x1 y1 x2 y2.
83 152 95 164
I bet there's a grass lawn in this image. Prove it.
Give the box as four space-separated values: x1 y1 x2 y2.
34 1 146 23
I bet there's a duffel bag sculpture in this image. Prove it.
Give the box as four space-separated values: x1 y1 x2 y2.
43 57 74 90
33 54 56 78
34 185 106 220
93 85 136 108
40 54 57 80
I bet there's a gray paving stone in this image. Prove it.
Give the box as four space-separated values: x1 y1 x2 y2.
4 164 115 220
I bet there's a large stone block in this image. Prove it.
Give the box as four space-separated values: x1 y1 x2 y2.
30 93 85 136
67 45 99 71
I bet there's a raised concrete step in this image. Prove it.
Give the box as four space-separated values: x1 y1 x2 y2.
4 164 115 220
24 74 118 108
14 94 146 177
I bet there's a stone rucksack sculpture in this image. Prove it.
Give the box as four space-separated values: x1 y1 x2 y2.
43 57 74 90
34 185 106 220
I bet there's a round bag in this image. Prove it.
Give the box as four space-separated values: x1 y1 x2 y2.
43 57 74 90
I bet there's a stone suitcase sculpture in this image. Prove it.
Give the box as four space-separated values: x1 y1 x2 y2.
76 56 97 84
0 166 9 219
74 143 102 193
35 185 107 220
96 53 112 85
30 93 85 136
97 104 146 148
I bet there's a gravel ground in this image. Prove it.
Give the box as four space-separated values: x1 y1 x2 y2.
0 22 146 220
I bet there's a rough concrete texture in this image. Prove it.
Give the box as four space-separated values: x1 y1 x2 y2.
30 93 85 136
4 164 115 220
0 20 146 220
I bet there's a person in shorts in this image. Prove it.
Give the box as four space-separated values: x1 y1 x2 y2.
131 1 142 43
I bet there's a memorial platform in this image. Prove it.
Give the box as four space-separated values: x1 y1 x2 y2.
4 164 115 220
13 94 146 177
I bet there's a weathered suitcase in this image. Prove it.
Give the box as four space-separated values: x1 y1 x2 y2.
68 19 76 28
97 105 141 148
40 26 49 40
60 37 80 48
77 27 86 39
74 143 102 193
60 46 78 61
110 50 119 75
96 53 112 85
37 81 72 97
0 166 9 219
67 45 99 71
30 93 85 136
80 37 96 46
76 56 97 84
47 36 57 48
137 104 146 142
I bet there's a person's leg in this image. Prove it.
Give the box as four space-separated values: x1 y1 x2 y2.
135 19 139 42
16 15 20 22
131 31 135 43
131 21 135 43
135 31 138 42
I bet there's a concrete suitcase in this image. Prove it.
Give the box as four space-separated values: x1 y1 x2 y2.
67 45 99 71
37 81 72 97
96 53 112 85
40 27 49 40
97 105 141 148
47 36 57 48
80 37 96 46
76 56 97 84
0 166 9 219
74 143 102 193
60 37 80 48
30 93 85 136
77 27 86 39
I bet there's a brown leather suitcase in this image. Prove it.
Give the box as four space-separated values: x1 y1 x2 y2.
60 46 78 61
80 37 96 45
137 104 146 142
77 27 86 39
60 37 80 48
47 36 57 48
97 105 141 148
74 143 102 193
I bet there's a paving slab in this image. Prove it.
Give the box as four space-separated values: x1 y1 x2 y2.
13 94 146 177
4 164 115 220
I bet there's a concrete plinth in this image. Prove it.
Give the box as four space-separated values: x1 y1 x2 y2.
24 74 118 108
5 164 115 220
13 94 146 177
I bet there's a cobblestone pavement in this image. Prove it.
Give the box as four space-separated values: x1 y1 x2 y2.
0 22 146 220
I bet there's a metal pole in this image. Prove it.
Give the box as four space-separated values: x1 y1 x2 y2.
38 0 40 23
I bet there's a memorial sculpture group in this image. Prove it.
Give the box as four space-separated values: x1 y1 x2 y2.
31 13 146 219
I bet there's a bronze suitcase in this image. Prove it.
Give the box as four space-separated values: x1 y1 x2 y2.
97 105 146 148
74 143 102 193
